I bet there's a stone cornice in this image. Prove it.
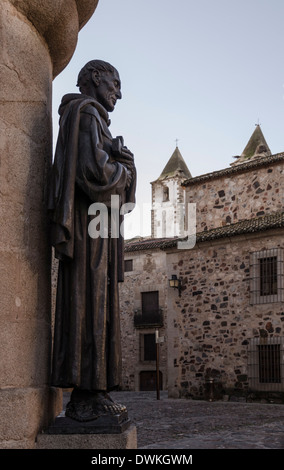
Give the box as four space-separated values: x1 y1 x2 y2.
10 0 99 77
182 152 284 187
125 211 284 252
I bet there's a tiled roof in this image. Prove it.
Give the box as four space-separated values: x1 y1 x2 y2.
125 236 177 252
125 211 284 252
182 152 284 187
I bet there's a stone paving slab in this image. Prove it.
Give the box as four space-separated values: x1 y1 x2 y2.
107 391 284 449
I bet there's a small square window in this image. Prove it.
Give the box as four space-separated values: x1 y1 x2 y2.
124 259 133 272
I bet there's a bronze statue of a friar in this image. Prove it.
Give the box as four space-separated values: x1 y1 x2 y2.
48 60 136 422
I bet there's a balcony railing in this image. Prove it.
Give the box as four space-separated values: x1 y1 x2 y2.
134 309 163 328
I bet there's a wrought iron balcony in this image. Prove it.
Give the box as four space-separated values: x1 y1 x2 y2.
134 308 163 328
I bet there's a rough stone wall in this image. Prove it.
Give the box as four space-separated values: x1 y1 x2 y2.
166 231 284 399
119 250 168 391
186 161 284 233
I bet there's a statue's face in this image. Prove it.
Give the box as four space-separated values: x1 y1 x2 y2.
94 70 122 112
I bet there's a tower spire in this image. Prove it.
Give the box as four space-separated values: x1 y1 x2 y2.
231 125 271 166
156 146 191 181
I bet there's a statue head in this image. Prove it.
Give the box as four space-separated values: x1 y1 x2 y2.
77 60 122 112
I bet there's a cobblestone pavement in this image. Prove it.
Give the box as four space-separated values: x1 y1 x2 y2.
108 391 284 449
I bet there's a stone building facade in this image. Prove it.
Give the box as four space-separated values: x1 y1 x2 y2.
120 244 169 391
186 152 284 233
164 223 284 399
120 126 284 400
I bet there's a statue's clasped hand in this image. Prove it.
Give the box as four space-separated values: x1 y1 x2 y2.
112 136 135 187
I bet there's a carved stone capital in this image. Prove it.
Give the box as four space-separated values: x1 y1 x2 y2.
9 0 99 77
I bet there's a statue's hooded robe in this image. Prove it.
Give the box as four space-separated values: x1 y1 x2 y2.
48 93 136 391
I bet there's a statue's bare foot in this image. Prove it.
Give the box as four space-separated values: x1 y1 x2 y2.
92 392 127 415
101 392 127 414
65 389 127 422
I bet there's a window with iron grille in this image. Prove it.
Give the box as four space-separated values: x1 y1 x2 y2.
248 337 284 391
259 257 277 296
250 248 284 304
258 344 281 384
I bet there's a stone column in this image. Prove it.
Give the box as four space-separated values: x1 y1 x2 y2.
0 0 98 448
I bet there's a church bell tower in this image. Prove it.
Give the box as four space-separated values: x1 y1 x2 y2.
151 146 192 238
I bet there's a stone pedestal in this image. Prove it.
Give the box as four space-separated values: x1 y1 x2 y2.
36 416 137 449
0 0 98 448
47 412 131 434
36 425 137 449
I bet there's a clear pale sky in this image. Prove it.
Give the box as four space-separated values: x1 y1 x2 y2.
53 0 284 238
